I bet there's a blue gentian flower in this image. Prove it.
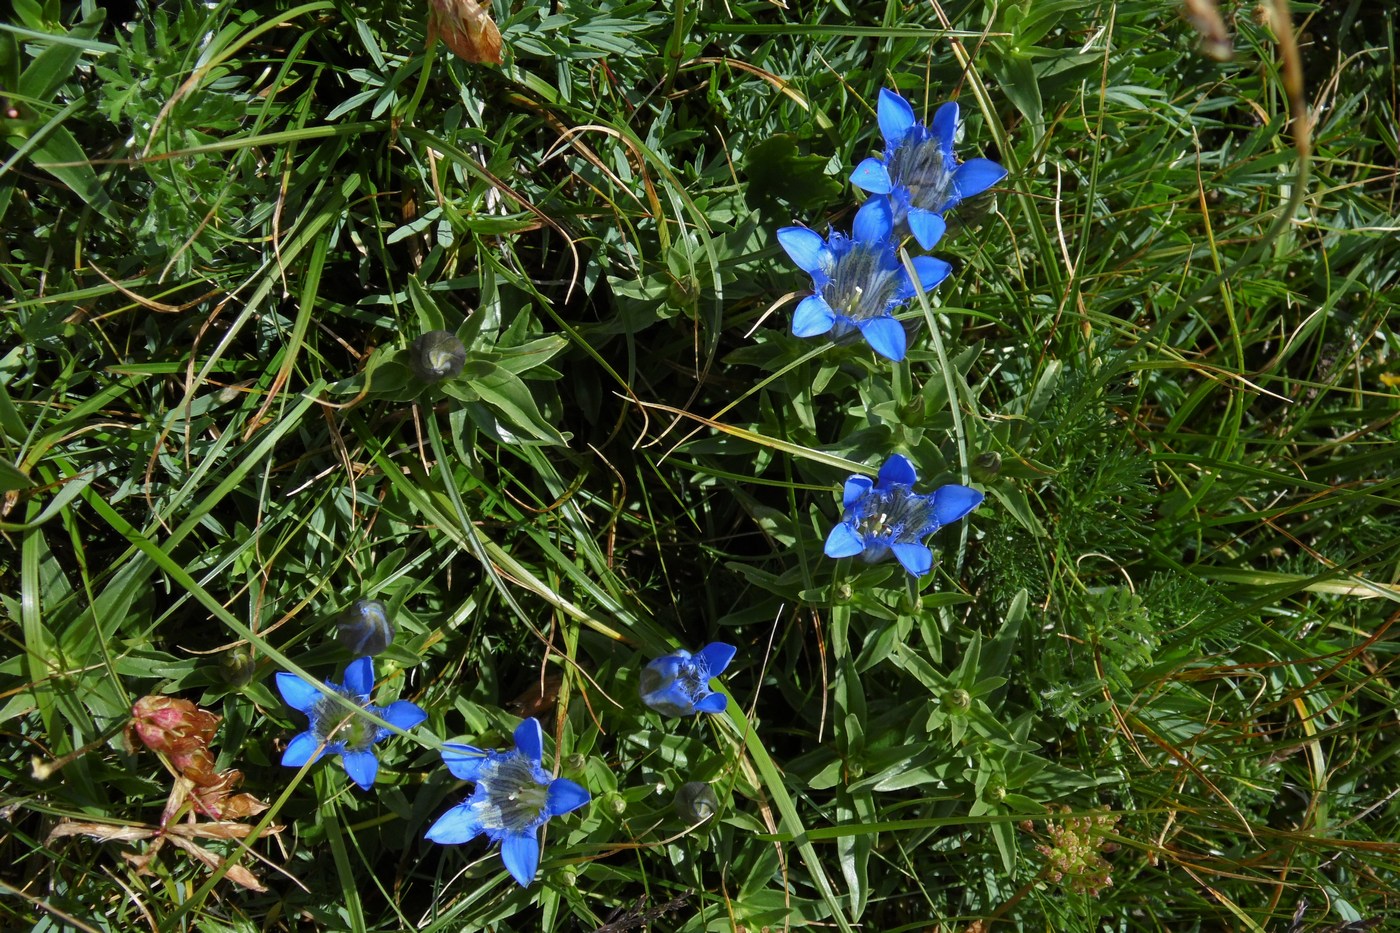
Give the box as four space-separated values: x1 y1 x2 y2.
639 643 736 717
425 718 590 887
824 454 983 576
850 88 1008 249
276 656 427 790
777 197 951 362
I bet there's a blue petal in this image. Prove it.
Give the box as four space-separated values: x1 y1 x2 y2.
344 656 374 699
892 543 934 577
792 295 837 337
824 522 866 559
909 255 952 293
907 209 948 252
442 743 490 781
842 475 873 509
641 681 696 717
500 831 540 887
693 692 728 714
861 543 891 564
858 316 907 362
644 653 686 681
545 777 591 818
953 158 1007 202
697 642 737 677
931 484 984 525
877 454 918 488
281 731 323 768
850 157 892 194
276 673 322 713
931 101 959 157
878 87 917 147
341 749 379 790
425 803 486 845
514 718 544 764
776 227 829 275
851 196 894 245
383 700 427 732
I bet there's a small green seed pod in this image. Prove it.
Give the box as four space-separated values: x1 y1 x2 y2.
409 330 466 382
337 599 395 656
674 781 719 823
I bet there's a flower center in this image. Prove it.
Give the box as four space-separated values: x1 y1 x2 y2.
821 244 904 322
888 135 952 213
480 753 553 833
852 486 933 544
312 691 377 752
676 660 708 700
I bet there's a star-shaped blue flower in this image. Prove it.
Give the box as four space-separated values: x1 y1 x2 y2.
639 643 736 717
276 656 427 790
824 454 983 576
777 197 951 362
850 88 1008 249
425 718 591 887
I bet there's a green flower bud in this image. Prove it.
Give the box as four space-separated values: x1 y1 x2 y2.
220 646 257 687
971 451 1002 482
667 273 700 311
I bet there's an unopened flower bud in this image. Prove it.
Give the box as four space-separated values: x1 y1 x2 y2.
667 272 700 311
409 330 466 382
674 781 719 823
220 646 257 686
971 451 1002 482
336 599 395 656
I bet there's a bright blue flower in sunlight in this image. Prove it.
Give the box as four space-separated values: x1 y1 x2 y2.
425 718 590 887
640 642 736 717
851 88 1008 249
777 197 951 362
824 454 984 577
276 656 427 791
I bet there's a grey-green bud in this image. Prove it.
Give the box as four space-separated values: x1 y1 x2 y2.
674 781 719 823
337 599 395 656
409 330 466 382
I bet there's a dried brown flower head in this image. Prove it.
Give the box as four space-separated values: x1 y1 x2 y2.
427 0 502 65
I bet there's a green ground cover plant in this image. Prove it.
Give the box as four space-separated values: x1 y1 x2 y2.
2 0 1398 929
